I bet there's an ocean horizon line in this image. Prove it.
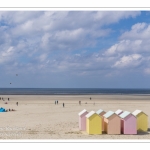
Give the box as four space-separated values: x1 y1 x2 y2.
0 88 150 95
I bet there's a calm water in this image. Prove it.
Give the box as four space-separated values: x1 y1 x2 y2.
0 88 150 95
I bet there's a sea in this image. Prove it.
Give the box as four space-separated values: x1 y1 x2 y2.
0 88 150 95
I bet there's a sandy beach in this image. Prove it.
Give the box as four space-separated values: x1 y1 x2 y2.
0 94 150 139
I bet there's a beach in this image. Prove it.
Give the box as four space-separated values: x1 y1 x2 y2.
0 94 150 139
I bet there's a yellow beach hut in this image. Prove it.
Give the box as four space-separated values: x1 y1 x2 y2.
86 111 102 135
96 109 106 131
132 110 148 132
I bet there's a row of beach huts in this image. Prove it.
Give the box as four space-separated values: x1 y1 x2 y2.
78 109 148 135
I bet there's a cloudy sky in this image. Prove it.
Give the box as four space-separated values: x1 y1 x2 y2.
0 11 150 88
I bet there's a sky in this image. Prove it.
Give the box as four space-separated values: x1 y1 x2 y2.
0 11 150 88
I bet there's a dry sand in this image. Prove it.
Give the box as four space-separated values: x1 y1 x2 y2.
0 94 150 139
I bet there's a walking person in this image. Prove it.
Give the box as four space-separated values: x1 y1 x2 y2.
55 100 56 105
8 98 9 101
63 103 65 108
16 102 18 106
57 100 58 105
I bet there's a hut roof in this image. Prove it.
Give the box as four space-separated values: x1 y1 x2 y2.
96 109 104 115
132 110 148 116
78 109 87 116
103 111 114 118
115 109 123 115
119 111 131 119
86 111 95 118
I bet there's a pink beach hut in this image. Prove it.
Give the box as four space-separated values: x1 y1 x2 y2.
96 109 106 131
103 111 121 134
119 111 137 135
115 109 123 115
78 109 88 131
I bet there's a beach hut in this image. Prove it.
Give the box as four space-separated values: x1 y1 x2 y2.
78 109 89 131
103 111 121 134
96 109 106 131
119 111 137 134
132 110 148 132
115 109 123 115
86 111 102 134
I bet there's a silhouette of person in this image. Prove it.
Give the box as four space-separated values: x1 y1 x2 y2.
63 103 65 107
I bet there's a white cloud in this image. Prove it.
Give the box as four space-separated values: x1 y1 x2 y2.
94 11 141 25
120 22 150 40
112 54 143 69
104 39 144 56
0 46 15 64
102 21 150 74
0 11 142 77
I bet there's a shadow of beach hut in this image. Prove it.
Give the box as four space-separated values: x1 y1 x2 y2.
119 111 137 135
78 109 89 131
96 109 106 132
115 109 123 115
86 111 102 135
132 110 148 132
103 111 121 134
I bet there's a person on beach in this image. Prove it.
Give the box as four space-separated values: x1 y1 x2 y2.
16 102 18 106
0 97 1 100
90 97 91 100
63 103 65 107
8 98 9 101
55 101 56 105
57 100 58 105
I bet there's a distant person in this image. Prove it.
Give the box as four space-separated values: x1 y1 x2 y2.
8 98 9 101
57 100 58 105
63 103 65 107
16 102 18 106
55 101 56 105
0 97 1 100
90 97 91 100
